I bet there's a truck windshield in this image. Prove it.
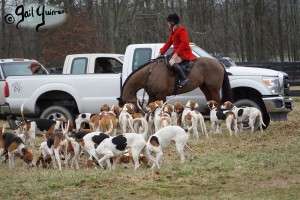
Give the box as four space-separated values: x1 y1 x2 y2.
191 46 214 58
165 45 214 59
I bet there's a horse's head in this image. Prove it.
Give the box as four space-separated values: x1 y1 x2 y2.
117 97 126 107
117 97 139 107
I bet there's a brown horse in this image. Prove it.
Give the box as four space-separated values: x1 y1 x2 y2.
117 57 232 106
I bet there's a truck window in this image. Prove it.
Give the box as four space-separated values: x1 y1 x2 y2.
71 58 87 74
2 62 33 78
95 58 123 74
132 48 152 71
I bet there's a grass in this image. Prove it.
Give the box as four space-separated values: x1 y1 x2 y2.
0 97 300 200
290 86 300 90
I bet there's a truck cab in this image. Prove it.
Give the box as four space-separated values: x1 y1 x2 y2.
62 53 124 74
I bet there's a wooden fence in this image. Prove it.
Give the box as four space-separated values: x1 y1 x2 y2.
236 61 300 96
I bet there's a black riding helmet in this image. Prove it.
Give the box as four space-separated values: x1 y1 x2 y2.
167 13 180 24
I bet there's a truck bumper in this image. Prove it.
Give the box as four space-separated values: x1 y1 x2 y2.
262 96 293 121
0 103 11 115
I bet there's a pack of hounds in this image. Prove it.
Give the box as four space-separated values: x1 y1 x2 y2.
0 99 265 170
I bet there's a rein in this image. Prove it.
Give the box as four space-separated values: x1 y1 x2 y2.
141 59 162 108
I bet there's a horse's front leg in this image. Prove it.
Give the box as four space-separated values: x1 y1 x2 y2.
148 96 157 104
148 94 166 104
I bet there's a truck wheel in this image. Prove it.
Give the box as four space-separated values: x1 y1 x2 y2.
6 115 19 130
234 99 269 131
40 105 73 124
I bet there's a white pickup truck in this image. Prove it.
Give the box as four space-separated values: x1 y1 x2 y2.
0 58 50 118
2 43 292 129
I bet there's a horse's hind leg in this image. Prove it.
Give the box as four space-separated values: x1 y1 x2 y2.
200 86 221 103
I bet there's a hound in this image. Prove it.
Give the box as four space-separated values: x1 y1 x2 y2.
110 105 122 123
173 101 184 126
117 151 150 169
118 103 135 133
128 104 145 134
45 123 70 170
35 141 52 168
145 101 162 133
221 101 266 133
15 103 67 144
207 100 238 137
75 113 98 131
94 132 159 170
0 127 36 169
99 111 118 136
182 100 208 140
100 103 110 112
14 121 37 147
64 123 113 169
158 103 174 129
146 124 195 169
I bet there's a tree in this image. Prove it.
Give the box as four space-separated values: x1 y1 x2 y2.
40 10 105 68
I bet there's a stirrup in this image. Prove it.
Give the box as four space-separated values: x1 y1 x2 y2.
178 79 189 87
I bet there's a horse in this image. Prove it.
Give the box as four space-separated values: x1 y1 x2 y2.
117 57 232 107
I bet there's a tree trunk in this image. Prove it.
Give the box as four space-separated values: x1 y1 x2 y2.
277 0 284 61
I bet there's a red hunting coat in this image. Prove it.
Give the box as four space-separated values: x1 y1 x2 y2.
160 25 196 61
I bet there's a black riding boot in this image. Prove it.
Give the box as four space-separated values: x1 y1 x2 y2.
172 63 189 87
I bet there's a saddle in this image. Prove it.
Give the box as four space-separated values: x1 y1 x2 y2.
162 55 195 75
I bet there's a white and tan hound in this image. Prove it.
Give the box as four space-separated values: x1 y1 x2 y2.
221 101 266 133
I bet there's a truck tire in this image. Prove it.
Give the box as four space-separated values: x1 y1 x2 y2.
6 115 19 130
233 99 269 131
40 105 73 124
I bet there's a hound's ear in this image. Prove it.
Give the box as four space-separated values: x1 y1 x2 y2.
21 147 27 155
15 120 22 126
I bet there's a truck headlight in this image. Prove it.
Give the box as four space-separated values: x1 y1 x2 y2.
263 77 279 94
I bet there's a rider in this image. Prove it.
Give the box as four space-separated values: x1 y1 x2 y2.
157 13 196 87
28 60 46 75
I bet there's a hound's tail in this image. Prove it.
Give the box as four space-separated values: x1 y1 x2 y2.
136 98 146 115
127 114 135 133
61 120 70 135
104 119 114 135
21 101 26 121
185 114 196 133
0 124 5 137
133 118 149 139
64 133 75 142
259 112 267 129
198 113 208 136
141 146 160 169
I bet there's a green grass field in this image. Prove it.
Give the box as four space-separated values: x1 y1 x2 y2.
0 98 299 200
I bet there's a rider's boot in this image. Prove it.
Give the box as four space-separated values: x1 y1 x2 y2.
172 63 189 87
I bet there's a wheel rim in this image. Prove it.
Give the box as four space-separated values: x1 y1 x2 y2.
45 112 64 120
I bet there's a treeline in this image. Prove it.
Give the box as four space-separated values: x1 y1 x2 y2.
0 0 299 68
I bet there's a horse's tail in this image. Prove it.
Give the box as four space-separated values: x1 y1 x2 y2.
221 67 233 103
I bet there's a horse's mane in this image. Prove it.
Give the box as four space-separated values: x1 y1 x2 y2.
120 60 155 95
